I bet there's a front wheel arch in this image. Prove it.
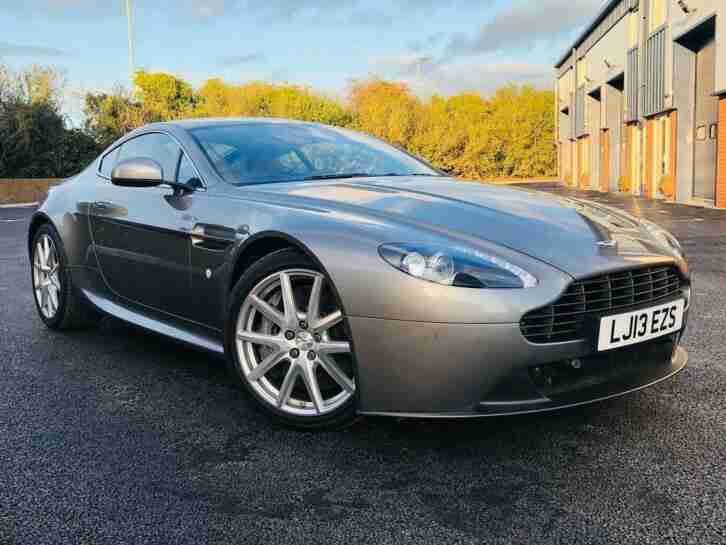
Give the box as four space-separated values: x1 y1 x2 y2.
27 213 53 258
228 232 347 312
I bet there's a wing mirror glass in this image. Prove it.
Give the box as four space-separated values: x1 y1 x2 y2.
111 158 163 188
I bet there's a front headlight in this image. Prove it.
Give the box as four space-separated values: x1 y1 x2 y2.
379 243 537 288
641 219 684 257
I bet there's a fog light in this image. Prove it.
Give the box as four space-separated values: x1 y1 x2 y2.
570 358 582 369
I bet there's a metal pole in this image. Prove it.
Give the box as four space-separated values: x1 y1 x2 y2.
125 0 135 86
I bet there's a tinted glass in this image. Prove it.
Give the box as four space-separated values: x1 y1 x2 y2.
99 148 118 177
117 133 180 182
177 153 198 184
190 123 440 185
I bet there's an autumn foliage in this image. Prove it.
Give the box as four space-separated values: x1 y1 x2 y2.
83 71 556 180
1 64 557 179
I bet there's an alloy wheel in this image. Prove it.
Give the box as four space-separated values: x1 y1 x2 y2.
33 234 61 319
235 269 355 417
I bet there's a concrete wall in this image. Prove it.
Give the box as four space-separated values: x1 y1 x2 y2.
673 41 696 203
589 95 602 190
585 15 631 87
605 85 623 191
670 0 726 94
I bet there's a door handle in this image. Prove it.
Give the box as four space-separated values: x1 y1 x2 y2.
93 201 113 210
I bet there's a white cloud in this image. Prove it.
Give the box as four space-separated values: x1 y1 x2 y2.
442 0 606 58
0 42 70 58
370 55 552 96
218 51 266 67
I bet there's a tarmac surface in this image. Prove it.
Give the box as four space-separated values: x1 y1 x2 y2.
1 186 726 544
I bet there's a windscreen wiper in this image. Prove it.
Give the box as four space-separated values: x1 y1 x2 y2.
374 173 442 177
301 172 440 181
301 173 378 181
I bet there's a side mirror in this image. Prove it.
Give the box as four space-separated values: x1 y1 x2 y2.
111 158 163 188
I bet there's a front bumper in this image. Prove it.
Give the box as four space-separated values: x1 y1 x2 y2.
350 316 688 417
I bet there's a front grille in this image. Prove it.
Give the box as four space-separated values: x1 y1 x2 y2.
521 265 684 344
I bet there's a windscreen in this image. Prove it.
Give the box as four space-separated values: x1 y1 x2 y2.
189 122 440 185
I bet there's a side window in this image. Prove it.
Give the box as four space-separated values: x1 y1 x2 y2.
177 153 198 184
99 148 118 178
116 133 180 182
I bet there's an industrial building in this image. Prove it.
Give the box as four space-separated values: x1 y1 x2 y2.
555 0 726 208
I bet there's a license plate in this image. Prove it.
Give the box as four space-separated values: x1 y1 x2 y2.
597 299 685 352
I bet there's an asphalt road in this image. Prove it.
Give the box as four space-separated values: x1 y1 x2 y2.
2 188 726 545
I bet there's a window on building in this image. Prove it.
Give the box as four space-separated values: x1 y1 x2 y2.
628 12 640 48
649 0 666 34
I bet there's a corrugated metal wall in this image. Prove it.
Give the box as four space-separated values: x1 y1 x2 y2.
575 87 586 136
626 48 639 121
673 42 695 203
643 26 667 117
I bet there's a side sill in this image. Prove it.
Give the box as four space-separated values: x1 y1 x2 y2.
83 289 225 356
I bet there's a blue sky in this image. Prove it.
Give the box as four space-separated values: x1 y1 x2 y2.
0 0 605 120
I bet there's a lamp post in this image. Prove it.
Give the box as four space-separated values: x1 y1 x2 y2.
125 0 135 86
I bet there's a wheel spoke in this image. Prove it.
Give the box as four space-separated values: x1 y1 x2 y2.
313 310 342 333
37 287 46 310
279 272 298 325
249 294 285 327
300 361 324 414
43 236 51 267
277 364 300 408
36 242 46 268
306 275 323 324
237 330 283 349
48 285 59 313
318 340 350 355
318 354 355 393
248 349 286 382
43 289 53 317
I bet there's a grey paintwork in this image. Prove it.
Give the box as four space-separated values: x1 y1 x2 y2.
29 119 691 416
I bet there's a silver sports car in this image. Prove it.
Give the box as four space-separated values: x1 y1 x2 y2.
29 118 690 428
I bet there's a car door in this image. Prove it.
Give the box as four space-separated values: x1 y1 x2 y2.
89 132 197 319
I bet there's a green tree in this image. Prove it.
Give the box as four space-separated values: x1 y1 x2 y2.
83 88 147 149
0 63 100 178
134 70 197 121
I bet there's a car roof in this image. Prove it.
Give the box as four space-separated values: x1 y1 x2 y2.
145 117 329 131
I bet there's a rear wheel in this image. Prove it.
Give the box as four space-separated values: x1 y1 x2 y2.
31 224 99 330
225 249 357 429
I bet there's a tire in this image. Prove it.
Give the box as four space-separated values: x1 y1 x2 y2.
225 248 358 430
30 223 100 330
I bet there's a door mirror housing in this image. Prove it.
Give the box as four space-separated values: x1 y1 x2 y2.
111 158 163 188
